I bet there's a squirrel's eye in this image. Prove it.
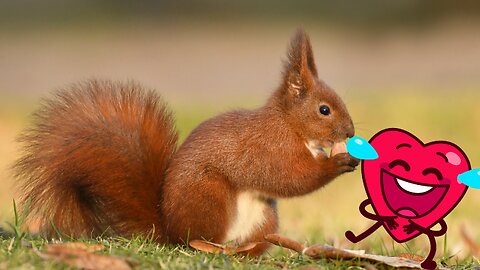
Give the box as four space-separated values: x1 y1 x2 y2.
319 105 331 116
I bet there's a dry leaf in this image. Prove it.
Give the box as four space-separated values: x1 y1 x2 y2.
189 240 225 254
303 244 359 259
264 233 449 269
460 224 480 256
398 253 424 262
40 252 132 270
46 243 105 253
299 266 323 270
264 234 306 252
359 262 379 270
355 253 426 269
235 242 261 255
39 242 131 270
189 240 261 255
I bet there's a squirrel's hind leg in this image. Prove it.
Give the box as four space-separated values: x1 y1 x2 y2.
161 172 236 244
238 199 278 257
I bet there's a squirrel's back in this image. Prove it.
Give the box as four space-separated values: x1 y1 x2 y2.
14 79 178 238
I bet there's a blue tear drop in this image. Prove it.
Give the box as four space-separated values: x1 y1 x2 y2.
346 136 379 160
458 169 480 189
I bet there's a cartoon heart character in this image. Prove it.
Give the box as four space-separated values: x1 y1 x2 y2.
345 128 470 270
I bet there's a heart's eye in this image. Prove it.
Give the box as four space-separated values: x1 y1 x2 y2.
388 159 411 171
319 105 331 116
423 168 443 181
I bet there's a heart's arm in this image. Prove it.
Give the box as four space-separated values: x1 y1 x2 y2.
359 199 399 230
430 219 448 236
359 199 378 220
359 199 392 220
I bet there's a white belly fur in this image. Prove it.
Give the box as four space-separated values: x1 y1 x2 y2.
225 192 267 243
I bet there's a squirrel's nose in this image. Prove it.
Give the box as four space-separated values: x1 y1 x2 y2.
346 121 355 138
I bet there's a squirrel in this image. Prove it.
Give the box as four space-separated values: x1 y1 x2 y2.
14 29 359 256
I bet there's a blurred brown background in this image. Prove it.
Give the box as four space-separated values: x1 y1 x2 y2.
1 0 480 258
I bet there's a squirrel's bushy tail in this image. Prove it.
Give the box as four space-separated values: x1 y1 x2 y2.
14 79 178 239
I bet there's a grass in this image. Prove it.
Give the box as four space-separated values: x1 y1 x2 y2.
0 235 385 270
0 203 401 269
0 89 480 269
0 234 478 269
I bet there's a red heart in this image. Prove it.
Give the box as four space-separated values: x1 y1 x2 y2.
362 128 469 242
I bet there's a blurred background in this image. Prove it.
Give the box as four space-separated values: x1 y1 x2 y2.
1 0 480 260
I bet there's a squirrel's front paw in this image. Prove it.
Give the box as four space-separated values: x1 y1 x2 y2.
329 153 360 175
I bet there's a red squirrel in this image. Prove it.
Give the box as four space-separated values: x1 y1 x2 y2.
14 29 359 255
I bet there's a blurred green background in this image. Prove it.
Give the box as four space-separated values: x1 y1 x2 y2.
1 0 480 259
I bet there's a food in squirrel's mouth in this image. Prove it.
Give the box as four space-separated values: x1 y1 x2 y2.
305 141 347 158
331 142 347 157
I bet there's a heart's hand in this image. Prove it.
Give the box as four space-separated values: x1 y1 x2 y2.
403 220 425 234
378 216 399 230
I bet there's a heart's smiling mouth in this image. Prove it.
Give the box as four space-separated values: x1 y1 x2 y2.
381 170 449 218
396 178 433 194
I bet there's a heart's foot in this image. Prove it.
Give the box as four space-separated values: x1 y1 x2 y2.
421 259 437 270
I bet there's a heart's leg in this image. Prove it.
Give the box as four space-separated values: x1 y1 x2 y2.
420 233 437 270
345 221 382 243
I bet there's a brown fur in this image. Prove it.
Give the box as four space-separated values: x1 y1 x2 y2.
14 29 358 253
15 80 178 239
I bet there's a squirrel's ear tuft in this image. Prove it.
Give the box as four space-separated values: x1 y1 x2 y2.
282 28 318 97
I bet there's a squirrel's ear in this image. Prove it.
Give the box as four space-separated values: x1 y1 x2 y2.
283 29 318 97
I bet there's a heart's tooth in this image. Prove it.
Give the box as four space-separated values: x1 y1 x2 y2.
396 178 433 194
